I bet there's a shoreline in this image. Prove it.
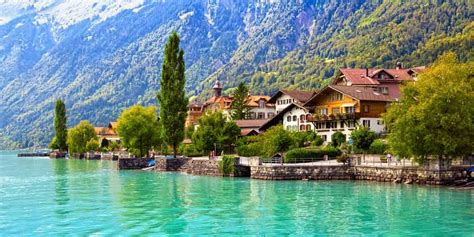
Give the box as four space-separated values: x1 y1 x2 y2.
118 157 474 188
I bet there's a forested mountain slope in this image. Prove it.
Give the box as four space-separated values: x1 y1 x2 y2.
0 0 472 148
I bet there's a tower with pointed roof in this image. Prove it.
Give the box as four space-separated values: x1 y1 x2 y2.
213 79 222 97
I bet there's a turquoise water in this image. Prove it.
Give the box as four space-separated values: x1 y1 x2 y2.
0 151 473 236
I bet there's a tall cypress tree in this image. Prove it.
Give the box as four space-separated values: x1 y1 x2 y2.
54 99 68 151
157 31 187 158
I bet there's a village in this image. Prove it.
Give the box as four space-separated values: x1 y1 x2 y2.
95 63 424 158
30 32 471 187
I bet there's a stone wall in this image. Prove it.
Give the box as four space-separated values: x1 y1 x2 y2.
155 158 191 171
118 158 152 170
251 165 353 180
154 158 251 177
353 166 468 185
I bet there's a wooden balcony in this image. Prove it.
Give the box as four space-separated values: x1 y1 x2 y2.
307 113 360 122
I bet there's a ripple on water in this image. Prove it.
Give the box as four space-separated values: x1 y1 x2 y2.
0 152 473 235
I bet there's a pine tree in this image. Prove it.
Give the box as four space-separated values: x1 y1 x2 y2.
53 99 68 152
231 82 251 120
157 31 188 158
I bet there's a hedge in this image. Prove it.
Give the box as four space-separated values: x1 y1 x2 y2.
236 143 261 157
284 146 342 163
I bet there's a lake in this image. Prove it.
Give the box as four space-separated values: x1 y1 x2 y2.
0 151 473 235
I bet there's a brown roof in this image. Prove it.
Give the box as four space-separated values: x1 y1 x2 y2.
268 89 318 104
330 85 394 101
95 127 117 136
305 85 394 106
235 119 269 128
246 95 273 107
336 68 420 85
241 129 259 136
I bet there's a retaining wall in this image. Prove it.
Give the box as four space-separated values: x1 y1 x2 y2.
250 165 469 185
118 158 152 170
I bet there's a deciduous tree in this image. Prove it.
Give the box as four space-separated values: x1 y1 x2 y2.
116 105 161 158
67 120 97 154
384 53 474 163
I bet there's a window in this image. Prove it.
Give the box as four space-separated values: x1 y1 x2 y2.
329 92 343 102
347 121 355 128
306 114 311 121
287 116 291 122
292 115 297 121
379 74 385 80
259 100 266 108
322 135 327 141
316 123 325 129
300 125 305 131
377 120 384 125
332 107 340 114
258 112 265 119
363 105 370 113
300 114 306 122
248 112 256 119
268 112 275 118
319 108 328 115
363 120 371 128
344 106 355 114
378 87 389 95
306 125 311 131
340 121 345 128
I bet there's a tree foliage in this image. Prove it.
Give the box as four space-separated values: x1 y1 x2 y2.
53 99 68 151
331 131 346 147
67 120 97 154
231 82 251 120
86 139 100 152
116 105 161 158
384 53 474 162
192 111 241 154
157 31 188 158
350 127 377 153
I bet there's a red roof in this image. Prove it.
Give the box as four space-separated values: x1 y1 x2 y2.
336 67 419 85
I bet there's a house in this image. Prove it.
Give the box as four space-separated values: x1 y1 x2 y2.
267 89 318 113
235 119 268 136
245 95 275 119
185 102 204 128
95 122 120 147
186 79 276 127
260 89 318 132
332 63 425 99
303 85 394 143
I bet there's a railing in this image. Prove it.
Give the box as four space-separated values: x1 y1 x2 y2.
261 156 339 165
308 113 360 122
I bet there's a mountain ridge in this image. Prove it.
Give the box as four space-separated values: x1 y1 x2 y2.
0 0 472 148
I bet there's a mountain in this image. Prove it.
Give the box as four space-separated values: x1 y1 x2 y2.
0 0 472 149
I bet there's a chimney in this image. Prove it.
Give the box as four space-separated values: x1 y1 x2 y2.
396 62 403 70
365 68 369 77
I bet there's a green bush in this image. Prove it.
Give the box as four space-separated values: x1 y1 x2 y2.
311 135 324 146
331 132 346 147
284 146 342 163
369 139 388 154
237 143 261 157
336 153 350 164
218 155 236 176
180 144 203 157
